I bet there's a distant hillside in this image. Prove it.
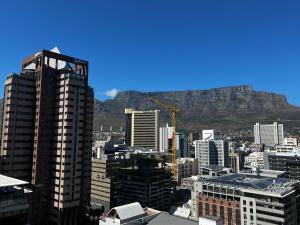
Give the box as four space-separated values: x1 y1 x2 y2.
94 85 300 132
0 85 299 133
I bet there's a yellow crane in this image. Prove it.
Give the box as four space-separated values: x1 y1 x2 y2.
150 97 179 179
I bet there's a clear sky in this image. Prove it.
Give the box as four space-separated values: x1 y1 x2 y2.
0 0 299 105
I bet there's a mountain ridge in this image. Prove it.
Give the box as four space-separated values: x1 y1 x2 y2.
94 85 300 132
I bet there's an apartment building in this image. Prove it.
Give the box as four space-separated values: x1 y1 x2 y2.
254 122 284 146
0 48 94 225
191 174 300 225
125 108 159 149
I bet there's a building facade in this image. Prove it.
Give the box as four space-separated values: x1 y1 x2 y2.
118 158 172 211
264 151 300 180
91 153 132 212
0 48 94 225
0 174 32 225
125 108 159 149
195 140 229 172
254 122 284 146
191 174 300 225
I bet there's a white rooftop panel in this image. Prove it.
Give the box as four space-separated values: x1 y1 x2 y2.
0 174 28 188
113 202 144 221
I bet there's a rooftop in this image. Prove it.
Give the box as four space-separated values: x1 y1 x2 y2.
0 174 28 188
147 212 198 225
203 174 297 196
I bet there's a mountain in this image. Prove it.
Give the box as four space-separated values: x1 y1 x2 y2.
94 85 300 132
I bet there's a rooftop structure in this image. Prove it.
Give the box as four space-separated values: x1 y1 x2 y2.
99 202 198 225
202 174 297 196
0 174 32 224
0 174 28 187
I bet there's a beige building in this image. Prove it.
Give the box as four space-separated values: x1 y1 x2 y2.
167 158 198 184
91 153 132 212
0 47 93 225
0 72 36 181
125 108 159 149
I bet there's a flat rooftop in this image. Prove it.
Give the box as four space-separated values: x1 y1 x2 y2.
203 174 297 195
147 212 198 225
0 174 28 188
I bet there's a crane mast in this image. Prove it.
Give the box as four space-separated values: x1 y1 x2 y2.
149 97 179 180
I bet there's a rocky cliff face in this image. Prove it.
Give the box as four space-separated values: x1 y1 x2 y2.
94 85 300 131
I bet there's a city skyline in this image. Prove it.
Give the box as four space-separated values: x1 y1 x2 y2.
0 1 300 105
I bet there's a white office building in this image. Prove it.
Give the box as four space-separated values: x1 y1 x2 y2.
254 122 284 146
284 137 298 147
195 140 229 172
159 124 188 157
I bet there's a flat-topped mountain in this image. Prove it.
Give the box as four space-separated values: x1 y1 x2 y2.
94 85 300 132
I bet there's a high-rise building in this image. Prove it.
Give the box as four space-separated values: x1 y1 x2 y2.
254 122 284 146
125 108 159 149
159 124 173 153
195 140 229 172
0 48 94 225
159 124 189 157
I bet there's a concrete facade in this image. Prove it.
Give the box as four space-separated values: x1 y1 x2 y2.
0 48 94 225
125 109 159 149
254 122 284 146
191 174 300 225
195 140 229 171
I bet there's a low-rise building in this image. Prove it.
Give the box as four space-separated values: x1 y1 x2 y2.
99 202 198 225
284 137 298 147
167 158 198 184
275 145 297 153
264 150 300 180
0 174 32 225
191 174 300 225
244 152 264 168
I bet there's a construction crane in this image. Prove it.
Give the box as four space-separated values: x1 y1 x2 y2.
150 97 179 180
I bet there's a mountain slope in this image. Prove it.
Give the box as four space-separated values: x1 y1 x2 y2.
94 85 300 132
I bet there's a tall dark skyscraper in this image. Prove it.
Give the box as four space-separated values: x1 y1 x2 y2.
0 47 94 225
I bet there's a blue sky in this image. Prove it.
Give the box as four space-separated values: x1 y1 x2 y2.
0 0 299 105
